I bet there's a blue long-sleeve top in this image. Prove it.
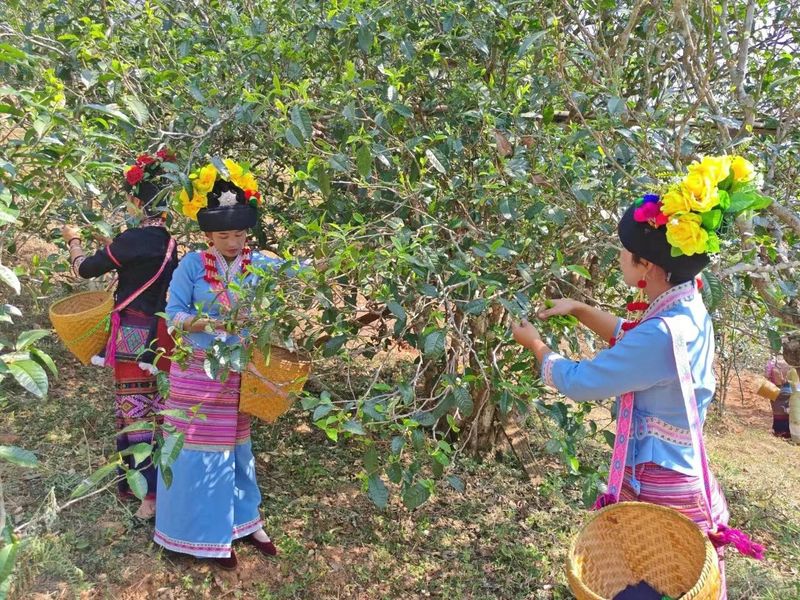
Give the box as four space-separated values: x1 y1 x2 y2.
541 281 715 475
165 248 301 350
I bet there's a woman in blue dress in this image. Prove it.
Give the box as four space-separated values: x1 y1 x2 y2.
154 159 300 569
512 155 767 599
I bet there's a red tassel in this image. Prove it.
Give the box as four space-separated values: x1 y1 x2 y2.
621 320 640 331
625 301 650 312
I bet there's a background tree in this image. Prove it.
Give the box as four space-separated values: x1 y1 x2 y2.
1 0 798 521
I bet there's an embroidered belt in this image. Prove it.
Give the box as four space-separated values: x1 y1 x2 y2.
634 413 692 447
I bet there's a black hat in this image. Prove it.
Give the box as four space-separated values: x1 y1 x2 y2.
618 203 710 284
196 179 258 232
127 181 168 216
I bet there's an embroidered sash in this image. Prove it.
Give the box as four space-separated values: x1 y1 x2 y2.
594 288 765 559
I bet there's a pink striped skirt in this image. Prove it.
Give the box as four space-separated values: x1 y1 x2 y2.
165 349 250 451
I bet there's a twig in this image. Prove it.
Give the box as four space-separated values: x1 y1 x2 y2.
719 260 800 278
14 479 119 535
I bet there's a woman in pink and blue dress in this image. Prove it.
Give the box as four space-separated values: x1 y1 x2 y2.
153 159 303 569
513 156 767 599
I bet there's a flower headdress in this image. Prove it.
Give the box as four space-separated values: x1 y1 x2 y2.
177 158 263 221
632 155 771 257
123 148 177 197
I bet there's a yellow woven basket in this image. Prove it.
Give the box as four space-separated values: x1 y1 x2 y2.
48 290 113 365
567 502 720 600
240 346 311 423
756 378 780 402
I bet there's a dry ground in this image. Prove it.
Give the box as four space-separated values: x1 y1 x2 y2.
1 335 799 600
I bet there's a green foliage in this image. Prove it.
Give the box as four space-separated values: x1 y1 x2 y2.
0 0 798 519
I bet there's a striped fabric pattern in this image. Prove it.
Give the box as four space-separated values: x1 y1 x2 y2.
114 360 163 499
165 350 250 451
619 462 729 532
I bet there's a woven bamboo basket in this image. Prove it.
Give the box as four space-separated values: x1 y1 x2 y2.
567 502 720 600
49 290 114 365
756 378 781 402
240 346 311 423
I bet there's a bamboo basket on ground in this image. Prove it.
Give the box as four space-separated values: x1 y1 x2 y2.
49 290 114 365
567 502 720 600
240 346 311 423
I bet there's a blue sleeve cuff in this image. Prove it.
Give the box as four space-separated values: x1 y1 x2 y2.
612 317 624 341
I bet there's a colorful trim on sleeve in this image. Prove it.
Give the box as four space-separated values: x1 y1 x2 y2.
541 350 565 388
171 311 196 327
71 255 86 277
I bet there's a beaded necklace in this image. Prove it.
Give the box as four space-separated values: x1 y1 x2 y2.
202 245 252 310
609 280 697 347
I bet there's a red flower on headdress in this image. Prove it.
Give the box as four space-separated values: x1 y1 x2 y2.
136 154 156 166
156 148 176 162
125 165 145 185
633 201 668 228
244 189 261 202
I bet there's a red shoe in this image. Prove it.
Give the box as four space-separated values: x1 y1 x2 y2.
245 534 278 557
213 549 238 570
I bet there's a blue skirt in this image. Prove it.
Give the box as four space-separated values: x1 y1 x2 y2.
153 440 262 558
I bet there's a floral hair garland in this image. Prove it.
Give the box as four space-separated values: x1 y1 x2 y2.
633 155 771 256
176 158 263 221
123 148 177 195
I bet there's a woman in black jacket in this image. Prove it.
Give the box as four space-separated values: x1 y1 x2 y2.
61 149 178 519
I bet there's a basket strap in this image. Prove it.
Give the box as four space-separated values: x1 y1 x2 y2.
661 319 715 521
105 238 176 367
594 391 635 509
244 362 291 401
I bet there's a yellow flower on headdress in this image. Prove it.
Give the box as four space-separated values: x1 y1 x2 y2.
177 188 189 206
184 196 208 220
666 213 708 256
730 156 755 182
193 164 218 195
177 189 208 221
687 156 731 185
661 186 693 216
681 172 719 213
223 159 244 180
236 172 258 193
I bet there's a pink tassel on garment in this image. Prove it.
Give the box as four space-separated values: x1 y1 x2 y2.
104 311 121 368
708 524 766 560
592 493 617 510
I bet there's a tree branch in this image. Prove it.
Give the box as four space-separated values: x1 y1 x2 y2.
719 260 800 278
768 201 800 238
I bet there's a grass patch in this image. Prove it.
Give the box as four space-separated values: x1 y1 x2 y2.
2 320 799 598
